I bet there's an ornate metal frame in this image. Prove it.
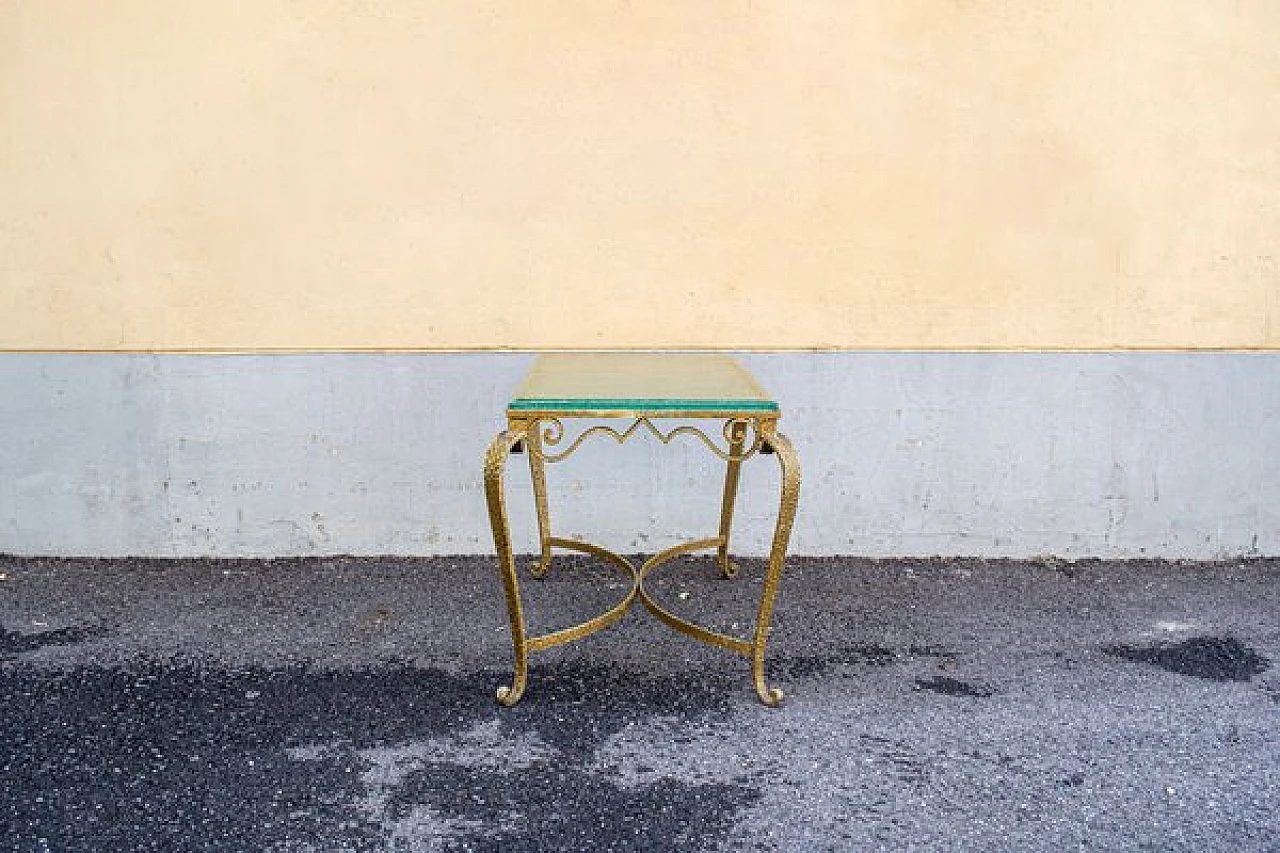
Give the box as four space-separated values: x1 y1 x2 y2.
483 411 800 707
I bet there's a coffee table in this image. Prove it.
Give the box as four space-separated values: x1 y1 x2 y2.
482 353 800 706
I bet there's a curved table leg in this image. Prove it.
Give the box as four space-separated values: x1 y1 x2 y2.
485 426 531 706
716 419 748 579
525 421 554 579
751 429 801 707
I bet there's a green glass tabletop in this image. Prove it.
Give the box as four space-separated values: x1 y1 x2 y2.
509 353 778 415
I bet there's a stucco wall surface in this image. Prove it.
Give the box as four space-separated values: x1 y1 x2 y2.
3 1 1278 350
1 353 1275 558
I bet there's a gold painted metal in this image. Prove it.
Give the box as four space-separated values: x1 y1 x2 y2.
484 356 800 707
716 418 748 579
526 537 638 651
483 428 529 707
525 423 553 579
529 415 765 464
638 537 753 656
750 425 801 707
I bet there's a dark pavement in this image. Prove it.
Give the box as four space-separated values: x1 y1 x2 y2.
2 553 1278 851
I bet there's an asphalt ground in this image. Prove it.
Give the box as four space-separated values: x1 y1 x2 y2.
2 553 1278 852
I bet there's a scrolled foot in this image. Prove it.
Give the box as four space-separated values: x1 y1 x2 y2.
496 682 526 707
755 684 785 707
529 557 551 579
718 557 739 579
753 658 784 707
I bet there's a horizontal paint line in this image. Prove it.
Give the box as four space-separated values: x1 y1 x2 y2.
1 346 1278 355
509 398 779 413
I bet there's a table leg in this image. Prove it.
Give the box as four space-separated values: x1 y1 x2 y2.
525 421 554 579
715 419 748 579
484 426 530 706
751 429 801 707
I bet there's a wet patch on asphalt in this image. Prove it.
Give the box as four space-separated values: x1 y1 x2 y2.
913 676 995 698
0 624 110 659
1 657 754 853
1102 636 1270 682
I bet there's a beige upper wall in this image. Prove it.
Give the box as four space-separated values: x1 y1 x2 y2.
2 0 1277 351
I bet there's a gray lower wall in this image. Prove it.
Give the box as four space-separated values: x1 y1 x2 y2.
1 353 1276 558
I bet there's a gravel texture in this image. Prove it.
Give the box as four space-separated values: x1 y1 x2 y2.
2 554 1278 852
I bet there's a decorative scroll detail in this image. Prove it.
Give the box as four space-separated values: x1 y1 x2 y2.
526 416 767 464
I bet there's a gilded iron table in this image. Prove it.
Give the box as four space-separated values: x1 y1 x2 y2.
483 353 801 706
